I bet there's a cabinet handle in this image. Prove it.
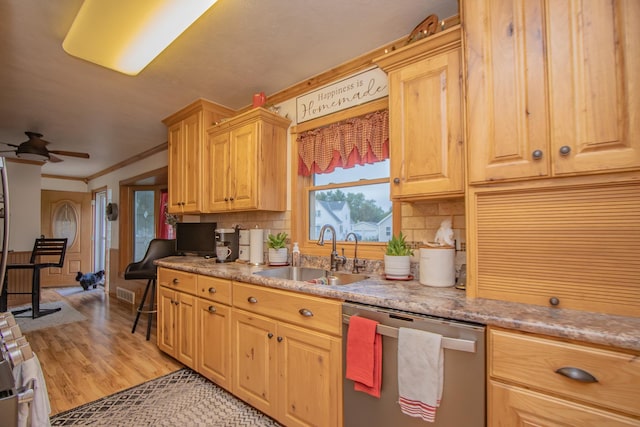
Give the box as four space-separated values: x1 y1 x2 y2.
393 177 400 184
208 287 216 294
268 333 273 339
229 197 234 201
298 308 314 317
277 336 283 342
532 149 543 160
207 305 216 313
172 278 180 285
555 367 598 383
247 296 258 304
559 145 571 156
549 297 560 306
224 197 229 202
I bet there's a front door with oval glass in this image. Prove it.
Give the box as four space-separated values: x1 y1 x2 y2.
41 190 92 286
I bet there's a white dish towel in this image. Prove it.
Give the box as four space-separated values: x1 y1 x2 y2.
397 327 443 423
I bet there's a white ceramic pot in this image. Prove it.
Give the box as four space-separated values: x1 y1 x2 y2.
268 248 288 265
384 254 411 279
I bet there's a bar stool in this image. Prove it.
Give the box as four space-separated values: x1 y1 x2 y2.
124 239 176 340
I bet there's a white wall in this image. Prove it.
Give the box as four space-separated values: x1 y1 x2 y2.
87 150 168 249
6 161 42 251
41 177 88 193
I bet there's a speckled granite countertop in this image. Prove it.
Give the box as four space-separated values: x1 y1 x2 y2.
156 256 640 352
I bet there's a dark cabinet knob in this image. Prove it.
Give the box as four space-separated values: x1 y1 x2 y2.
267 333 273 339
277 336 283 342
549 297 560 306
559 145 571 156
393 177 400 184
224 197 229 201
207 305 216 313
299 308 313 317
248 296 258 304
208 287 216 294
532 150 543 160
229 197 234 201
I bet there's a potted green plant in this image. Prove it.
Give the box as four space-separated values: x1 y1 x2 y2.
384 232 413 279
267 232 288 265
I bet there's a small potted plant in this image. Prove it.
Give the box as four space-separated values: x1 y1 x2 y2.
384 232 414 279
267 232 288 265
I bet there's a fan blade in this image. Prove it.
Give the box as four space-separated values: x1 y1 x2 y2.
49 150 90 159
48 154 64 163
0 142 19 148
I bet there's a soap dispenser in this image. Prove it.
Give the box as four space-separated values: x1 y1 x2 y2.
292 242 301 267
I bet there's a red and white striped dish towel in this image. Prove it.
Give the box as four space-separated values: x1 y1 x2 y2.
397 327 443 423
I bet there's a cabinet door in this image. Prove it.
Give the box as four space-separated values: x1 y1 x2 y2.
167 123 184 213
204 131 232 212
489 381 639 426
277 323 342 427
465 0 550 183
389 47 464 198
196 299 231 390
181 112 202 213
547 0 640 175
229 122 258 210
157 287 176 356
177 292 196 369
231 309 277 417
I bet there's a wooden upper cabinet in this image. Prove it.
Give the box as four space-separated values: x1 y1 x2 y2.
375 27 465 200
464 0 640 184
163 99 234 214
204 108 290 213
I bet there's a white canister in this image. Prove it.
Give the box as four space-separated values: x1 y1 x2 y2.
419 246 455 287
239 229 250 245
238 244 250 261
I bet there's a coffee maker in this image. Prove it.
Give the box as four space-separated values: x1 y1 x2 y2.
214 228 239 263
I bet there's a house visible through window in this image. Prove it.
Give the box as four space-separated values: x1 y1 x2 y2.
309 160 391 242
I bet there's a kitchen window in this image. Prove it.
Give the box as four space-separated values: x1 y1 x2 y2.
291 98 395 260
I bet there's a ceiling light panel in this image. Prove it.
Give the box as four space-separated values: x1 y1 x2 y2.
63 0 217 76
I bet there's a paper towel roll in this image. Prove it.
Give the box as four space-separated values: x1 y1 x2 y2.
249 228 264 265
419 246 455 287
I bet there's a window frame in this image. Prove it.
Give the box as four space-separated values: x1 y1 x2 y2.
290 97 399 260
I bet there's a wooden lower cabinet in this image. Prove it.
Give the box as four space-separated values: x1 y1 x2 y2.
196 298 231 390
489 381 640 426
231 282 343 427
157 286 197 369
488 327 640 426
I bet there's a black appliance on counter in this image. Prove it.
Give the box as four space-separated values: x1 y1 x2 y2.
175 222 217 257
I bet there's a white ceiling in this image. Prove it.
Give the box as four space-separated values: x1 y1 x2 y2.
0 0 458 179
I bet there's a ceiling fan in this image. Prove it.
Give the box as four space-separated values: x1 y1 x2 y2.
0 131 90 163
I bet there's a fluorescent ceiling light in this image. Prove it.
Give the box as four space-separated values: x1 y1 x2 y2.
63 0 217 76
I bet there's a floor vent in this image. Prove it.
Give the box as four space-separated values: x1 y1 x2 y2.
116 287 135 305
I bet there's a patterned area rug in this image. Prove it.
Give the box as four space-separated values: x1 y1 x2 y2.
12 301 87 333
50 368 282 426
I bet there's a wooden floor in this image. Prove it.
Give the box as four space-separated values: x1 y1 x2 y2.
19 287 183 415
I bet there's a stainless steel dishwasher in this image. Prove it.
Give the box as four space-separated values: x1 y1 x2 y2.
342 302 485 427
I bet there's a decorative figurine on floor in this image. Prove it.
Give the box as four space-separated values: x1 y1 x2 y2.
75 270 105 290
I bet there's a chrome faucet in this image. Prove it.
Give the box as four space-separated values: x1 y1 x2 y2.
345 232 365 274
317 224 346 272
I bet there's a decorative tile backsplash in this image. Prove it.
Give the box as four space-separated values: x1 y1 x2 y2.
201 198 466 277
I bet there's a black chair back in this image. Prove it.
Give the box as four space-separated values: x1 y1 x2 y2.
29 238 68 267
124 239 176 280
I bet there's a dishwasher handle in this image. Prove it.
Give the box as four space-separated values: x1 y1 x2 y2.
342 314 477 354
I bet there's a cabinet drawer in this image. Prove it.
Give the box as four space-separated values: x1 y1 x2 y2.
233 282 342 335
489 328 640 417
158 268 197 295
198 275 232 305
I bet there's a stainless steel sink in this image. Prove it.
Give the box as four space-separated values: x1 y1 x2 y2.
253 266 368 285
254 266 327 282
326 272 369 285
